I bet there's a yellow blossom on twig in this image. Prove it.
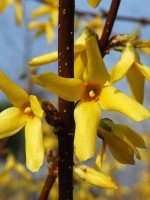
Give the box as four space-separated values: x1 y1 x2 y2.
74 165 117 189
95 118 146 169
109 42 150 103
0 71 44 172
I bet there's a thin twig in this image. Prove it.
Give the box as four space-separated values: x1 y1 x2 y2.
39 152 58 200
75 9 150 25
99 0 121 56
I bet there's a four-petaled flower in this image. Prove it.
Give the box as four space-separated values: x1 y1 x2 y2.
32 36 150 161
109 42 150 103
0 71 44 172
95 118 146 169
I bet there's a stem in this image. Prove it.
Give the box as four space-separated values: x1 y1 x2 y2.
75 9 150 25
99 0 121 56
39 152 58 200
58 0 75 199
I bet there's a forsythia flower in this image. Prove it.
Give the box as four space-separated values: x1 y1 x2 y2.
28 19 55 44
32 35 150 161
109 42 150 103
95 118 146 169
0 0 23 25
87 0 102 8
28 27 89 69
0 71 44 172
74 165 117 189
28 1 58 44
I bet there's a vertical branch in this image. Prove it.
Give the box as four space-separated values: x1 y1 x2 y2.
58 0 75 199
99 0 121 56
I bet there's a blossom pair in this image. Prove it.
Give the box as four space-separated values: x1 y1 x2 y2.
31 34 150 162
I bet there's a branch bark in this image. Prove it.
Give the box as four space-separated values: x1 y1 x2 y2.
58 0 75 199
99 0 121 56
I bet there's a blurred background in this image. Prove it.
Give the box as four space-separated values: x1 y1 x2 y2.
0 0 150 199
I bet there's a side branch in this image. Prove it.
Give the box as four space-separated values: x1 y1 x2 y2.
99 0 121 56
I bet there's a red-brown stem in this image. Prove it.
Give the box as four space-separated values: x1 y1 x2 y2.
99 0 121 56
39 152 58 200
58 0 75 199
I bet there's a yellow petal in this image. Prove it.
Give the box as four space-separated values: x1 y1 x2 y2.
87 0 101 8
14 0 23 25
0 107 28 139
31 5 50 19
28 44 85 68
29 52 58 67
32 72 84 101
0 71 29 108
74 165 117 189
74 51 87 79
45 21 55 44
74 101 101 161
136 62 150 81
94 141 106 170
28 21 42 30
126 64 145 104
116 124 146 148
113 125 141 160
0 0 13 13
100 86 150 121
109 56 134 84
25 117 44 172
29 95 44 119
74 44 85 54
100 128 135 164
85 36 108 84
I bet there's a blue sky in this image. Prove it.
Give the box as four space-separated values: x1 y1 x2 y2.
0 0 150 111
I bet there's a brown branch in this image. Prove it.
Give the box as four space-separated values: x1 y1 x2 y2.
39 152 58 200
75 9 150 25
99 0 121 56
39 101 64 200
58 0 75 199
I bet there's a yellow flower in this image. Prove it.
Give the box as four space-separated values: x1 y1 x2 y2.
0 71 44 172
95 118 146 169
32 35 150 162
109 42 150 103
87 0 102 8
28 1 58 44
74 165 117 189
28 27 88 69
28 19 55 44
0 154 32 180
0 0 23 25
79 15 104 37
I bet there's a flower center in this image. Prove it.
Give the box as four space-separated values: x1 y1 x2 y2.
81 83 101 102
24 107 34 118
